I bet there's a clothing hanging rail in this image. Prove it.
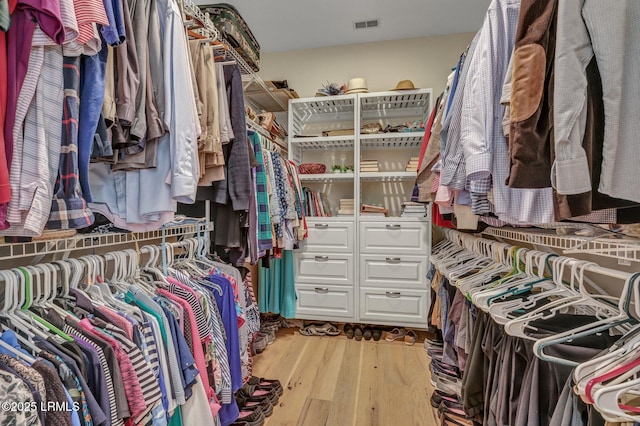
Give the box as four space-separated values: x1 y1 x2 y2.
446 229 632 282
246 119 288 153
0 219 213 264
483 227 640 264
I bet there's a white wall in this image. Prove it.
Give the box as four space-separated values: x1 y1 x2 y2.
258 33 476 99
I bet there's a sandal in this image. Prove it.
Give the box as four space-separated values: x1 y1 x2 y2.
316 323 341 336
299 325 324 336
343 323 355 339
404 330 418 346
353 325 363 341
385 328 407 342
363 326 373 341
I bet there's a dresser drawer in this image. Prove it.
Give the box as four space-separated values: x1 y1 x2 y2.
359 221 429 255
296 284 354 319
360 255 428 290
302 221 354 253
294 253 354 286
359 288 429 325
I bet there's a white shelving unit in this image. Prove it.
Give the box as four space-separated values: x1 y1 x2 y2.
288 89 433 327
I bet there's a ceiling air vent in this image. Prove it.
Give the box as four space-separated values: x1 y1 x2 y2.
354 19 379 30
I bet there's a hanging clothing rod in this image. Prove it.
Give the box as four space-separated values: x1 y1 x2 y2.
445 229 632 282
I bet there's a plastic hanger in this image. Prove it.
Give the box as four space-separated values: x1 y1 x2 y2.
591 376 640 422
0 270 43 355
488 256 575 324
503 260 622 342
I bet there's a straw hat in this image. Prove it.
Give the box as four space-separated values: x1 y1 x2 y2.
390 80 417 91
346 77 369 94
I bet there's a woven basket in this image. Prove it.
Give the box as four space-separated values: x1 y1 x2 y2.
32 229 78 241
299 163 326 174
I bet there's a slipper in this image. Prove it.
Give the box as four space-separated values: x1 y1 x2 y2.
316 323 341 336
354 325 363 341
343 323 355 339
385 328 407 342
404 330 418 346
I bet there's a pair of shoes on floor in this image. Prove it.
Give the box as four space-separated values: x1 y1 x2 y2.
299 322 341 336
430 358 461 379
385 328 420 345
344 324 383 341
430 389 461 409
252 334 267 355
259 321 278 345
437 399 473 426
432 371 462 395
246 377 283 396
237 379 282 408
234 379 283 422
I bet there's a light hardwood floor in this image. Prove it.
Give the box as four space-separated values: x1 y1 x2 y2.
252 329 439 426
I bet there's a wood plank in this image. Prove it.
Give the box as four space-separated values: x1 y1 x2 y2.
253 330 440 426
325 339 362 426
355 341 387 425
296 398 332 426
265 336 331 426
309 338 346 401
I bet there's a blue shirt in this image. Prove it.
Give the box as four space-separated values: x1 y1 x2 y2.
206 275 241 426
160 305 199 400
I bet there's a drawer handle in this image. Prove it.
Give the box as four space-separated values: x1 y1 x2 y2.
314 223 329 229
315 287 330 294
385 257 401 264
386 224 401 230
386 292 402 298
314 255 329 262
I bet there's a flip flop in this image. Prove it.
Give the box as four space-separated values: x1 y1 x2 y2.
385 328 407 342
299 325 324 336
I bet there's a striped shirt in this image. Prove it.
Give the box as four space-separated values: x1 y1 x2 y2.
166 277 210 342
78 318 147 419
101 322 164 425
3 46 63 236
126 287 186 406
68 330 124 426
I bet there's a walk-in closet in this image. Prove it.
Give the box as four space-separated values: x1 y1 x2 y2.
0 0 639 425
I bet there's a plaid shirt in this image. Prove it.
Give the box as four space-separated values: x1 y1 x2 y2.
48 56 95 229
249 132 273 251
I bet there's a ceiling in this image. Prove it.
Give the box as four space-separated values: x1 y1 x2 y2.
194 0 491 53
